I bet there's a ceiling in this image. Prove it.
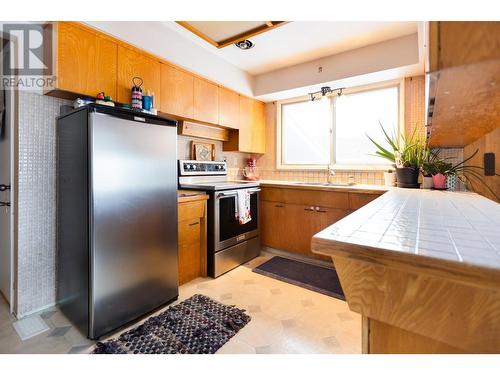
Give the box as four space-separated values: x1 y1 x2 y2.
166 21 419 75
176 21 287 48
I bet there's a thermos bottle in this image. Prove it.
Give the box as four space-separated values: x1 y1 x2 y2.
131 76 143 110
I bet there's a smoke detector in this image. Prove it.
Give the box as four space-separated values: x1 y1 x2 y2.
234 39 254 50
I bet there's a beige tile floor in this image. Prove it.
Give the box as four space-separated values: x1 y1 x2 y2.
0 254 361 354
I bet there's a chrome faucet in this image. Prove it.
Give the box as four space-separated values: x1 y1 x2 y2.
327 165 336 183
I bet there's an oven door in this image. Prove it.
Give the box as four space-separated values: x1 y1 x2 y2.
214 188 260 252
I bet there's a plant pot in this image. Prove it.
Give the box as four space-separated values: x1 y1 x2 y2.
422 176 434 189
446 174 458 191
432 173 447 190
383 172 396 187
396 167 420 188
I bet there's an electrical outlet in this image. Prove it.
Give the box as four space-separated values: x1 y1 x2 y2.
484 153 495 176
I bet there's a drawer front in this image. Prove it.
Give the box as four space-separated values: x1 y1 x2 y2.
178 218 201 245
348 193 382 210
178 200 205 222
260 187 284 202
261 187 349 209
282 189 349 209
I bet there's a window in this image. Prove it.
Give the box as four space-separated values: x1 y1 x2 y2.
281 99 331 165
277 81 402 170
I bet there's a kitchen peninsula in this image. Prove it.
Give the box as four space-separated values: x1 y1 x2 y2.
312 189 500 354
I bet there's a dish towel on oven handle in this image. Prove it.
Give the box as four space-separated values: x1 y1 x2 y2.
235 189 252 225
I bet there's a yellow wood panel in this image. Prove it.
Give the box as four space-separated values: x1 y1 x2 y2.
218 87 239 129
177 198 207 285
428 60 500 147
117 45 161 105
330 254 500 353
160 63 194 118
261 187 351 209
428 21 500 147
260 187 285 202
194 77 219 124
348 193 380 210
57 22 117 98
260 200 286 250
224 97 266 153
237 95 253 151
463 128 500 202
437 21 500 70
178 200 205 222
260 187 350 260
178 121 229 142
251 100 266 154
368 319 466 354
178 218 202 285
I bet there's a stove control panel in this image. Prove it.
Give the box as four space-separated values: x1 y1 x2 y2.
179 160 227 176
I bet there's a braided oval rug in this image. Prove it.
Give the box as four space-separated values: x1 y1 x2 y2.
92 294 251 354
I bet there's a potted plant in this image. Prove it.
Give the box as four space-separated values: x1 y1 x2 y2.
429 159 452 189
367 124 425 188
383 169 396 187
442 149 500 197
420 148 442 189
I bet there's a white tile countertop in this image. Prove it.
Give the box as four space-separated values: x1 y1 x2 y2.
312 188 500 271
256 179 390 194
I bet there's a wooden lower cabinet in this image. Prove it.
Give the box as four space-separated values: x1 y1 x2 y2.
178 193 208 285
260 200 287 250
260 201 351 260
260 186 383 260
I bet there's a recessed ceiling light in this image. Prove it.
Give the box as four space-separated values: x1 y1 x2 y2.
234 39 254 50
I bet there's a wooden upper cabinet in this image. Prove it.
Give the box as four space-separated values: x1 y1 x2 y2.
160 64 194 118
117 45 161 105
431 21 500 72
427 21 500 147
56 22 117 98
251 100 266 154
193 77 219 124
224 96 266 153
236 95 253 151
218 87 239 129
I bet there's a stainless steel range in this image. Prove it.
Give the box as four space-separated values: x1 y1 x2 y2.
178 160 261 277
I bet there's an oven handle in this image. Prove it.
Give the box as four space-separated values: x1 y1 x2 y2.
216 188 261 198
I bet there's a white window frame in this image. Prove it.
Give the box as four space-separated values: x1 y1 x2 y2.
276 79 405 171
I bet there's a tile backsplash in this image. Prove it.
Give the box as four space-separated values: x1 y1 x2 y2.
258 169 386 185
177 135 250 179
17 91 71 317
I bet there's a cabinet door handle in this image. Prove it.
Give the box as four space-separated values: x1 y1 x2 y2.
304 207 315 211
316 209 327 213
189 222 200 226
275 204 284 208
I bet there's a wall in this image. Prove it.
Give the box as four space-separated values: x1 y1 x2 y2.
404 76 426 139
16 91 70 317
464 128 500 202
255 33 421 100
256 75 429 185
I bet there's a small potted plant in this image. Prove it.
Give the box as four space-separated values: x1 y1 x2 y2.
367 124 425 188
421 148 442 189
383 169 396 187
430 159 452 190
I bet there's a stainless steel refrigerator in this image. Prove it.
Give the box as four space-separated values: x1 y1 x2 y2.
57 104 178 339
